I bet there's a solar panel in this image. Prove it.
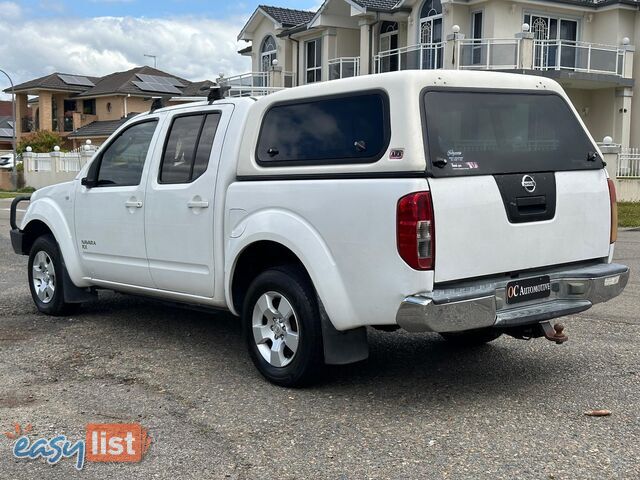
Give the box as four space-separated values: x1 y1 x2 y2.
132 81 182 95
58 74 95 87
136 73 185 88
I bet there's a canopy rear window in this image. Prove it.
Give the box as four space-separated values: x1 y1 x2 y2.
422 90 602 177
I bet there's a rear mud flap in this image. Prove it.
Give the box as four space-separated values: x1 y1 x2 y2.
318 297 369 365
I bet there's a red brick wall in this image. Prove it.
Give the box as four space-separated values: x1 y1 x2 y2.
0 101 12 117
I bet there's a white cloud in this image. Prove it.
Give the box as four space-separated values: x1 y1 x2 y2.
0 1 21 19
0 14 252 98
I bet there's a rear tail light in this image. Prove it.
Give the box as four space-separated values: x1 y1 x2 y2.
608 178 618 244
397 191 435 270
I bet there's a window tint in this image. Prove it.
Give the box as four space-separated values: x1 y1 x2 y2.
159 113 221 183
422 91 601 177
256 93 389 165
97 120 157 186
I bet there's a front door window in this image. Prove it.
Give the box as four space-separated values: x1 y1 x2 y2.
379 22 399 72
419 0 443 69
527 14 578 70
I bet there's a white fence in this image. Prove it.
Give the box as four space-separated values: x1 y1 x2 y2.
23 150 95 189
617 147 640 178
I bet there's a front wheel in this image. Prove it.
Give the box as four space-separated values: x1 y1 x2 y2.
243 265 324 387
28 234 80 316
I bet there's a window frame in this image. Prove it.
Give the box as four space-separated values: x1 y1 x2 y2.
83 99 96 115
255 89 392 167
85 118 159 188
157 111 222 185
305 38 322 84
419 86 600 178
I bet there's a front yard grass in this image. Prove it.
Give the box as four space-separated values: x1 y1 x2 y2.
619 202 640 228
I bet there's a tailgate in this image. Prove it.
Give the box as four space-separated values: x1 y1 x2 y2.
428 170 611 283
421 88 611 283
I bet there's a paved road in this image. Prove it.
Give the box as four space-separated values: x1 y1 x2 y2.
0 197 639 479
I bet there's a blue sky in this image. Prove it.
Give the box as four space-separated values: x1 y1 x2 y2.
0 1 321 97
19 0 319 19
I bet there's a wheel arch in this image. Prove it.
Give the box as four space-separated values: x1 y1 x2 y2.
224 210 359 331
21 198 89 287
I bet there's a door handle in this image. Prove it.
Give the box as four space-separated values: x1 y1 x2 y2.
187 200 209 209
124 200 143 208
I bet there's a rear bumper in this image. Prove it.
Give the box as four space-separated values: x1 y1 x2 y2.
396 262 629 333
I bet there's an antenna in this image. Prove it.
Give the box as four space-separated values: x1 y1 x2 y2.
144 54 157 68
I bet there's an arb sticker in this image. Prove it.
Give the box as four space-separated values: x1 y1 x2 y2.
389 149 404 161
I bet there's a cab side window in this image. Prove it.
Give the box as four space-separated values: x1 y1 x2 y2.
96 120 158 187
159 113 221 184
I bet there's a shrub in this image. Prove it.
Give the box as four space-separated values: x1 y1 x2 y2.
17 131 64 153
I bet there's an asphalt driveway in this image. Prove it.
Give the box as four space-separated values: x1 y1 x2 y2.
0 198 639 479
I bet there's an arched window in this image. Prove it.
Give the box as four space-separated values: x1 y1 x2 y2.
419 0 443 44
260 35 277 72
420 0 442 19
380 21 398 35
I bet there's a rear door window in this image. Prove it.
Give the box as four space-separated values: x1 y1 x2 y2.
256 91 390 166
422 90 602 177
159 112 221 183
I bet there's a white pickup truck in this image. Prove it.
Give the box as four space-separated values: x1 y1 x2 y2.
10 71 629 386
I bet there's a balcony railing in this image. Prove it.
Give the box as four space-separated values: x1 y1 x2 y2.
219 71 296 97
328 57 360 80
458 39 520 70
533 40 624 76
374 42 445 73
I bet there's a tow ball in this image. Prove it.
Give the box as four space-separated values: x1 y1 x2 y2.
540 321 568 344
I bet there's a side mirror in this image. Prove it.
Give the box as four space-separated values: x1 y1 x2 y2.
81 177 96 188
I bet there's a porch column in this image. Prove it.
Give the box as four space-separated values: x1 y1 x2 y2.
445 27 464 70
359 19 372 75
614 87 633 149
15 93 28 137
269 66 283 88
515 31 535 70
322 28 337 82
38 90 53 132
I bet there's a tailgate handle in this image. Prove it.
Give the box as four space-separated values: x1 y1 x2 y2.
516 195 546 215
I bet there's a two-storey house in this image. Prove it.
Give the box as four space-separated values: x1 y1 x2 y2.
232 1 639 149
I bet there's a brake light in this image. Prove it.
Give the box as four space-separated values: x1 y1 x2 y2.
397 191 435 270
608 178 618 244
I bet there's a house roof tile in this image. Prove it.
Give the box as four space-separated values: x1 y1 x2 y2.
67 113 138 139
351 0 401 10
9 73 101 94
259 5 316 27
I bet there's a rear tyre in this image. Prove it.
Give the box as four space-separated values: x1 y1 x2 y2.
440 328 502 347
243 265 324 387
28 234 80 316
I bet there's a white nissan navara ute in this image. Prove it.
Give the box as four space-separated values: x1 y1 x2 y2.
10 71 629 386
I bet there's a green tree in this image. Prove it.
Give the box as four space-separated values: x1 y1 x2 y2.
17 131 64 153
